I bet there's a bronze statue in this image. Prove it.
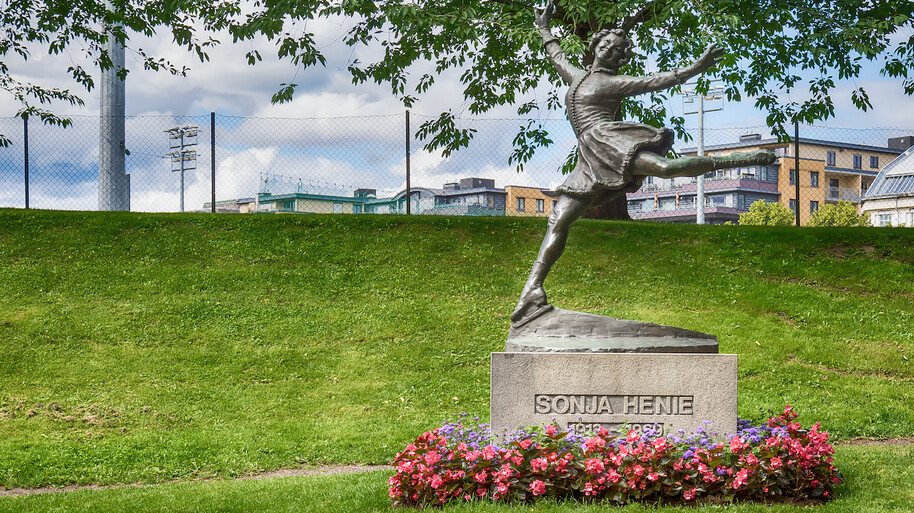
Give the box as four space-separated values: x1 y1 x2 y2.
512 4 775 327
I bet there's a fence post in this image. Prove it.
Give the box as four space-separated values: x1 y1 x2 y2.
211 112 216 213
794 120 800 227
405 109 411 215
23 114 29 209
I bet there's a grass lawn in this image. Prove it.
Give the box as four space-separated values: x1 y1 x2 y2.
1 209 913 507
3 446 912 512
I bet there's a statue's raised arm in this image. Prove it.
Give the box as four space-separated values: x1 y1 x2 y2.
535 2 583 85
615 44 727 97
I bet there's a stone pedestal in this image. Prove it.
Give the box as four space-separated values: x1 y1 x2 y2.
506 307 718 353
490 352 737 439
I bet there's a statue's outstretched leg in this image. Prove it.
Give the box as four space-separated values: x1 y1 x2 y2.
632 149 775 178
511 193 595 326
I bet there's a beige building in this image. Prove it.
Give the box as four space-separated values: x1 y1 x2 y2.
505 185 558 217
695 134 907 225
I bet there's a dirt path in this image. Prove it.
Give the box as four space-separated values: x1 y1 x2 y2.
0 464 394 498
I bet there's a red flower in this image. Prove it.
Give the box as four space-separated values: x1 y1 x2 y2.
531 457 549 472
585 458 605 474
530 479 546 496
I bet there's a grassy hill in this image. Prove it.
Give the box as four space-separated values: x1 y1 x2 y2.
0 208 912 489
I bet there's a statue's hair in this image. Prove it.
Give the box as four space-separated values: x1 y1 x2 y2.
589 28 631 55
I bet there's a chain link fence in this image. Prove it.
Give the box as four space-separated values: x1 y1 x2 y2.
2 113 913 225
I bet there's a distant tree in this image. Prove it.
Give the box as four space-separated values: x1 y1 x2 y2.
738 200 795 226
807 201 870 227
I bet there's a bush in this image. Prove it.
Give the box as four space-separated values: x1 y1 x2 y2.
808 201 869 227
738 200 795 226
389 406 842 507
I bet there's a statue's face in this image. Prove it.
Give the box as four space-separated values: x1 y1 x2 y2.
594 34 631 70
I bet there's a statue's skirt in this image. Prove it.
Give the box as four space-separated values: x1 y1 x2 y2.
557 121 675 198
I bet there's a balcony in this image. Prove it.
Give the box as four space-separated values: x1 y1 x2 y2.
826 186 862 203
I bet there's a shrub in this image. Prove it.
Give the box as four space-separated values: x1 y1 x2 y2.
738 200 795 226
389 406 842 507
807 201 869 227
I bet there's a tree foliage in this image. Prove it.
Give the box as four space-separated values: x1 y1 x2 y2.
4 0 914 170
807 200 870 227
738 200 795 226
229 0 914 156
0 0 239 146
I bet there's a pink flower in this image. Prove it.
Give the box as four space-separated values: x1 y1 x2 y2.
745 453 759 466
474 471 488 483
430 475 444 489
730 437 747 453
606 468 622 483
585 458 605 474
652 437 669 452
424 451 440 465
530 479 546 496
476 487 487 497
584 437 605 451
683 488 696 500
464 450 479 461
482 445 497 460
627 430 640 443
632 464 645 477
732 468 749 489
456 443 468 452
769 457 782 470
647 472 660 482
531 457 549 472
546 425 557 436
519 439 533 449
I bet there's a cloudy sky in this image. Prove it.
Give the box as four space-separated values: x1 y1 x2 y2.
1 14 913 211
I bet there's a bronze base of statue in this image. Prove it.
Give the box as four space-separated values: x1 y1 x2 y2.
506 307 718 353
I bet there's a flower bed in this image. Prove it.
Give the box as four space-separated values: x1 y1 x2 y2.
388 406 842 507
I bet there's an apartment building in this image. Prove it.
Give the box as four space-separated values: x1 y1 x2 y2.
627 134 910 224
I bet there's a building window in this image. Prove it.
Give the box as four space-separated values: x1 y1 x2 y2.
282 200 294 210
853 154 862 169
826 151 836 166
810 201 819 213
535 198 545 212
789 199 797 213
488 195 495 209
353 205 362 213
810 171 819 188
870 156 879 168
876 213 892 227
516 197 525 212
789 169 797 185
333 202 343 213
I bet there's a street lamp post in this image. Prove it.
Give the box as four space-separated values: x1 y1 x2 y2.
682 80 724 224
165 126 198 212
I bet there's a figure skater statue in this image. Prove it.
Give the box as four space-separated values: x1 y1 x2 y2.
512 3 776 327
